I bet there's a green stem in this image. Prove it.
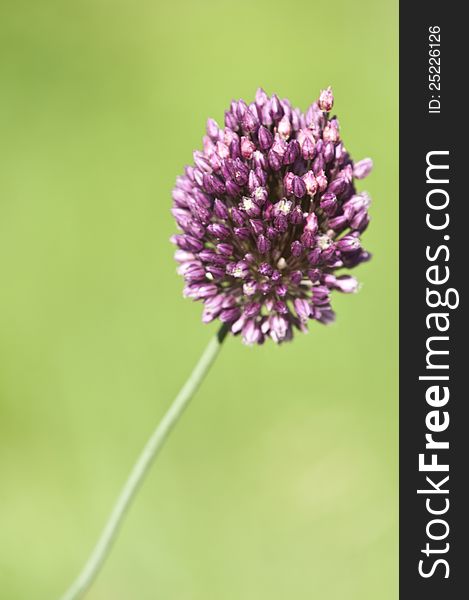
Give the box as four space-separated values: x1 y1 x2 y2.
60 324 229 600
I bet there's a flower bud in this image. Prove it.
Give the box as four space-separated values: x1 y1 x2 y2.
291 240 303 257
214 198 229 220
206 118 220 140
207 223 231 239
318 87 334 112
292 176 306 198
337 235 361 253
257 234 271 254
301 136 316 160
278 115 292 140
320 192 337 216
353 158 373 179
283 140 300 165
258 125 274 150
268 149 282 171
294 298 311 322
302 171 318 196
240 136 256 159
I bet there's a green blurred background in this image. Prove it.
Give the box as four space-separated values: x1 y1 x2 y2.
0 1 398 598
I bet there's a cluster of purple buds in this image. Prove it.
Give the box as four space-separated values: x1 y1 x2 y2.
171 87 372 344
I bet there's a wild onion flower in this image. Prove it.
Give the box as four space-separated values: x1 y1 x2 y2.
60 89 373 600
172 88 372 344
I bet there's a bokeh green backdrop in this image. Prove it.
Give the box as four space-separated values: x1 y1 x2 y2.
0 1 398 598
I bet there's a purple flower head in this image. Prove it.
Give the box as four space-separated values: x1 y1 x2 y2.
171 88 372 344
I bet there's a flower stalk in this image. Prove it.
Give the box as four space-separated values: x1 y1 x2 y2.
60 324 229 600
